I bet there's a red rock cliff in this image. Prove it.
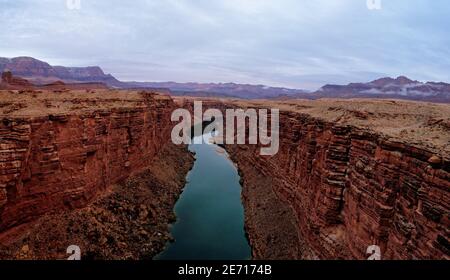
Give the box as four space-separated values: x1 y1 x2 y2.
0 91 176 231
187 98 449 260
0 71 34 90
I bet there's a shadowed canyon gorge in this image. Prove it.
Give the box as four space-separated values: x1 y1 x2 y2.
0 87 448 259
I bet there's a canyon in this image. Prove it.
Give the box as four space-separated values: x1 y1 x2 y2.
0 88 448 259
0 90 175 230
178 97 450 259
235 100 449 260
0 89 194 259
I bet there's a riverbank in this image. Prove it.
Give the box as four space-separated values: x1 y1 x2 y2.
0 143 194 260
227 146 318 260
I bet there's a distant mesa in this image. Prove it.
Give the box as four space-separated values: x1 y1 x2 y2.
0 56 122 87
369 76 415 87
284 76 450 103
44 80 66 87
1 56 449 102
0 56 308 98
0 69 108 91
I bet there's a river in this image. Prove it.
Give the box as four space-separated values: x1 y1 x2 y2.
157 133 251 260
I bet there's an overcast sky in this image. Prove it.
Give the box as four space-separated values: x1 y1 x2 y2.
0 0 449 90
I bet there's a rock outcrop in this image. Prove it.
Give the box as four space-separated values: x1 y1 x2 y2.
229 114 449 259
0 91 177 232
0 143 194 260
0 71 34 89
1 92 448 259
189 98 450 260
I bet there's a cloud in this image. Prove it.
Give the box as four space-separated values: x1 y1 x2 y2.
0 0 449 89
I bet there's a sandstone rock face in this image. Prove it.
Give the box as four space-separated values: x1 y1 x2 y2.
1 57 57 78
0 92 176 231
187 98 449 260
0 143 194 260
1 93 448 260
53 66 108 80
226 111 449 259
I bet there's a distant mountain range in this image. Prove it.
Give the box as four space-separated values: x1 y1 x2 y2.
0 56 307 98
297 76 450 103
125 81 309 99
1 56 449 102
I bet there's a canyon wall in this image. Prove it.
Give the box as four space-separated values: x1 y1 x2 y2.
228 110 449 259
0 92 176 232
1 94 448 259
187 99 449 260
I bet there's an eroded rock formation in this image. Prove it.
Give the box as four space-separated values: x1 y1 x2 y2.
0 91 177 232
0 71 34 89
0 143 194 260
230 114 448 259
186 98 449 260
1 92 448 260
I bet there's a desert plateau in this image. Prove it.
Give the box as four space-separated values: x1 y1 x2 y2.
0 87 448 260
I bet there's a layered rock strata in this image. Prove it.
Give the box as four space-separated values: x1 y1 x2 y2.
0 91 178 232
0 143 194 260
184 98 449 260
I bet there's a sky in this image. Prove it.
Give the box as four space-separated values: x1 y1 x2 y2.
0 0 449 90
